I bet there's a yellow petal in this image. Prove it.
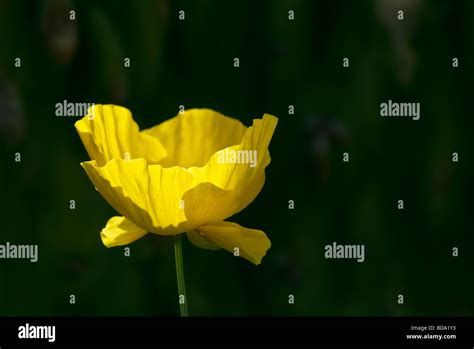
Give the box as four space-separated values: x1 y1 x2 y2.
143 108 247 168
79 109 277 244
81 158 239 235
101 216 148 247
75 104 167 166
186 230 221 250
195 221 271 265
189 114 278 213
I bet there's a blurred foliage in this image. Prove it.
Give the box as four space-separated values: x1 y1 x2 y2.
0 0 473 316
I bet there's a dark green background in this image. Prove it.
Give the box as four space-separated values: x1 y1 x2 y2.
0 0 472 316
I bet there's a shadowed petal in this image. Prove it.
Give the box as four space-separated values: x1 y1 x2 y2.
101 216 147 247
186 230 221 250
195 221 271 265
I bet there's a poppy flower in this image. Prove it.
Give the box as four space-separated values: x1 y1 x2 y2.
75 105 278 265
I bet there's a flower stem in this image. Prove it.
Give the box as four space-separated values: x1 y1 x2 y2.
173 234 188 317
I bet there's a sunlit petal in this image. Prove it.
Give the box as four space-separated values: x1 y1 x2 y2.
75 104 167 166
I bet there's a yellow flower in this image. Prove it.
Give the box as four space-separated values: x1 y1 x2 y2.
75 105 278 265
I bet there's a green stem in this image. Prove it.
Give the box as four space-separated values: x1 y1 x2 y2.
173 234 188 317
